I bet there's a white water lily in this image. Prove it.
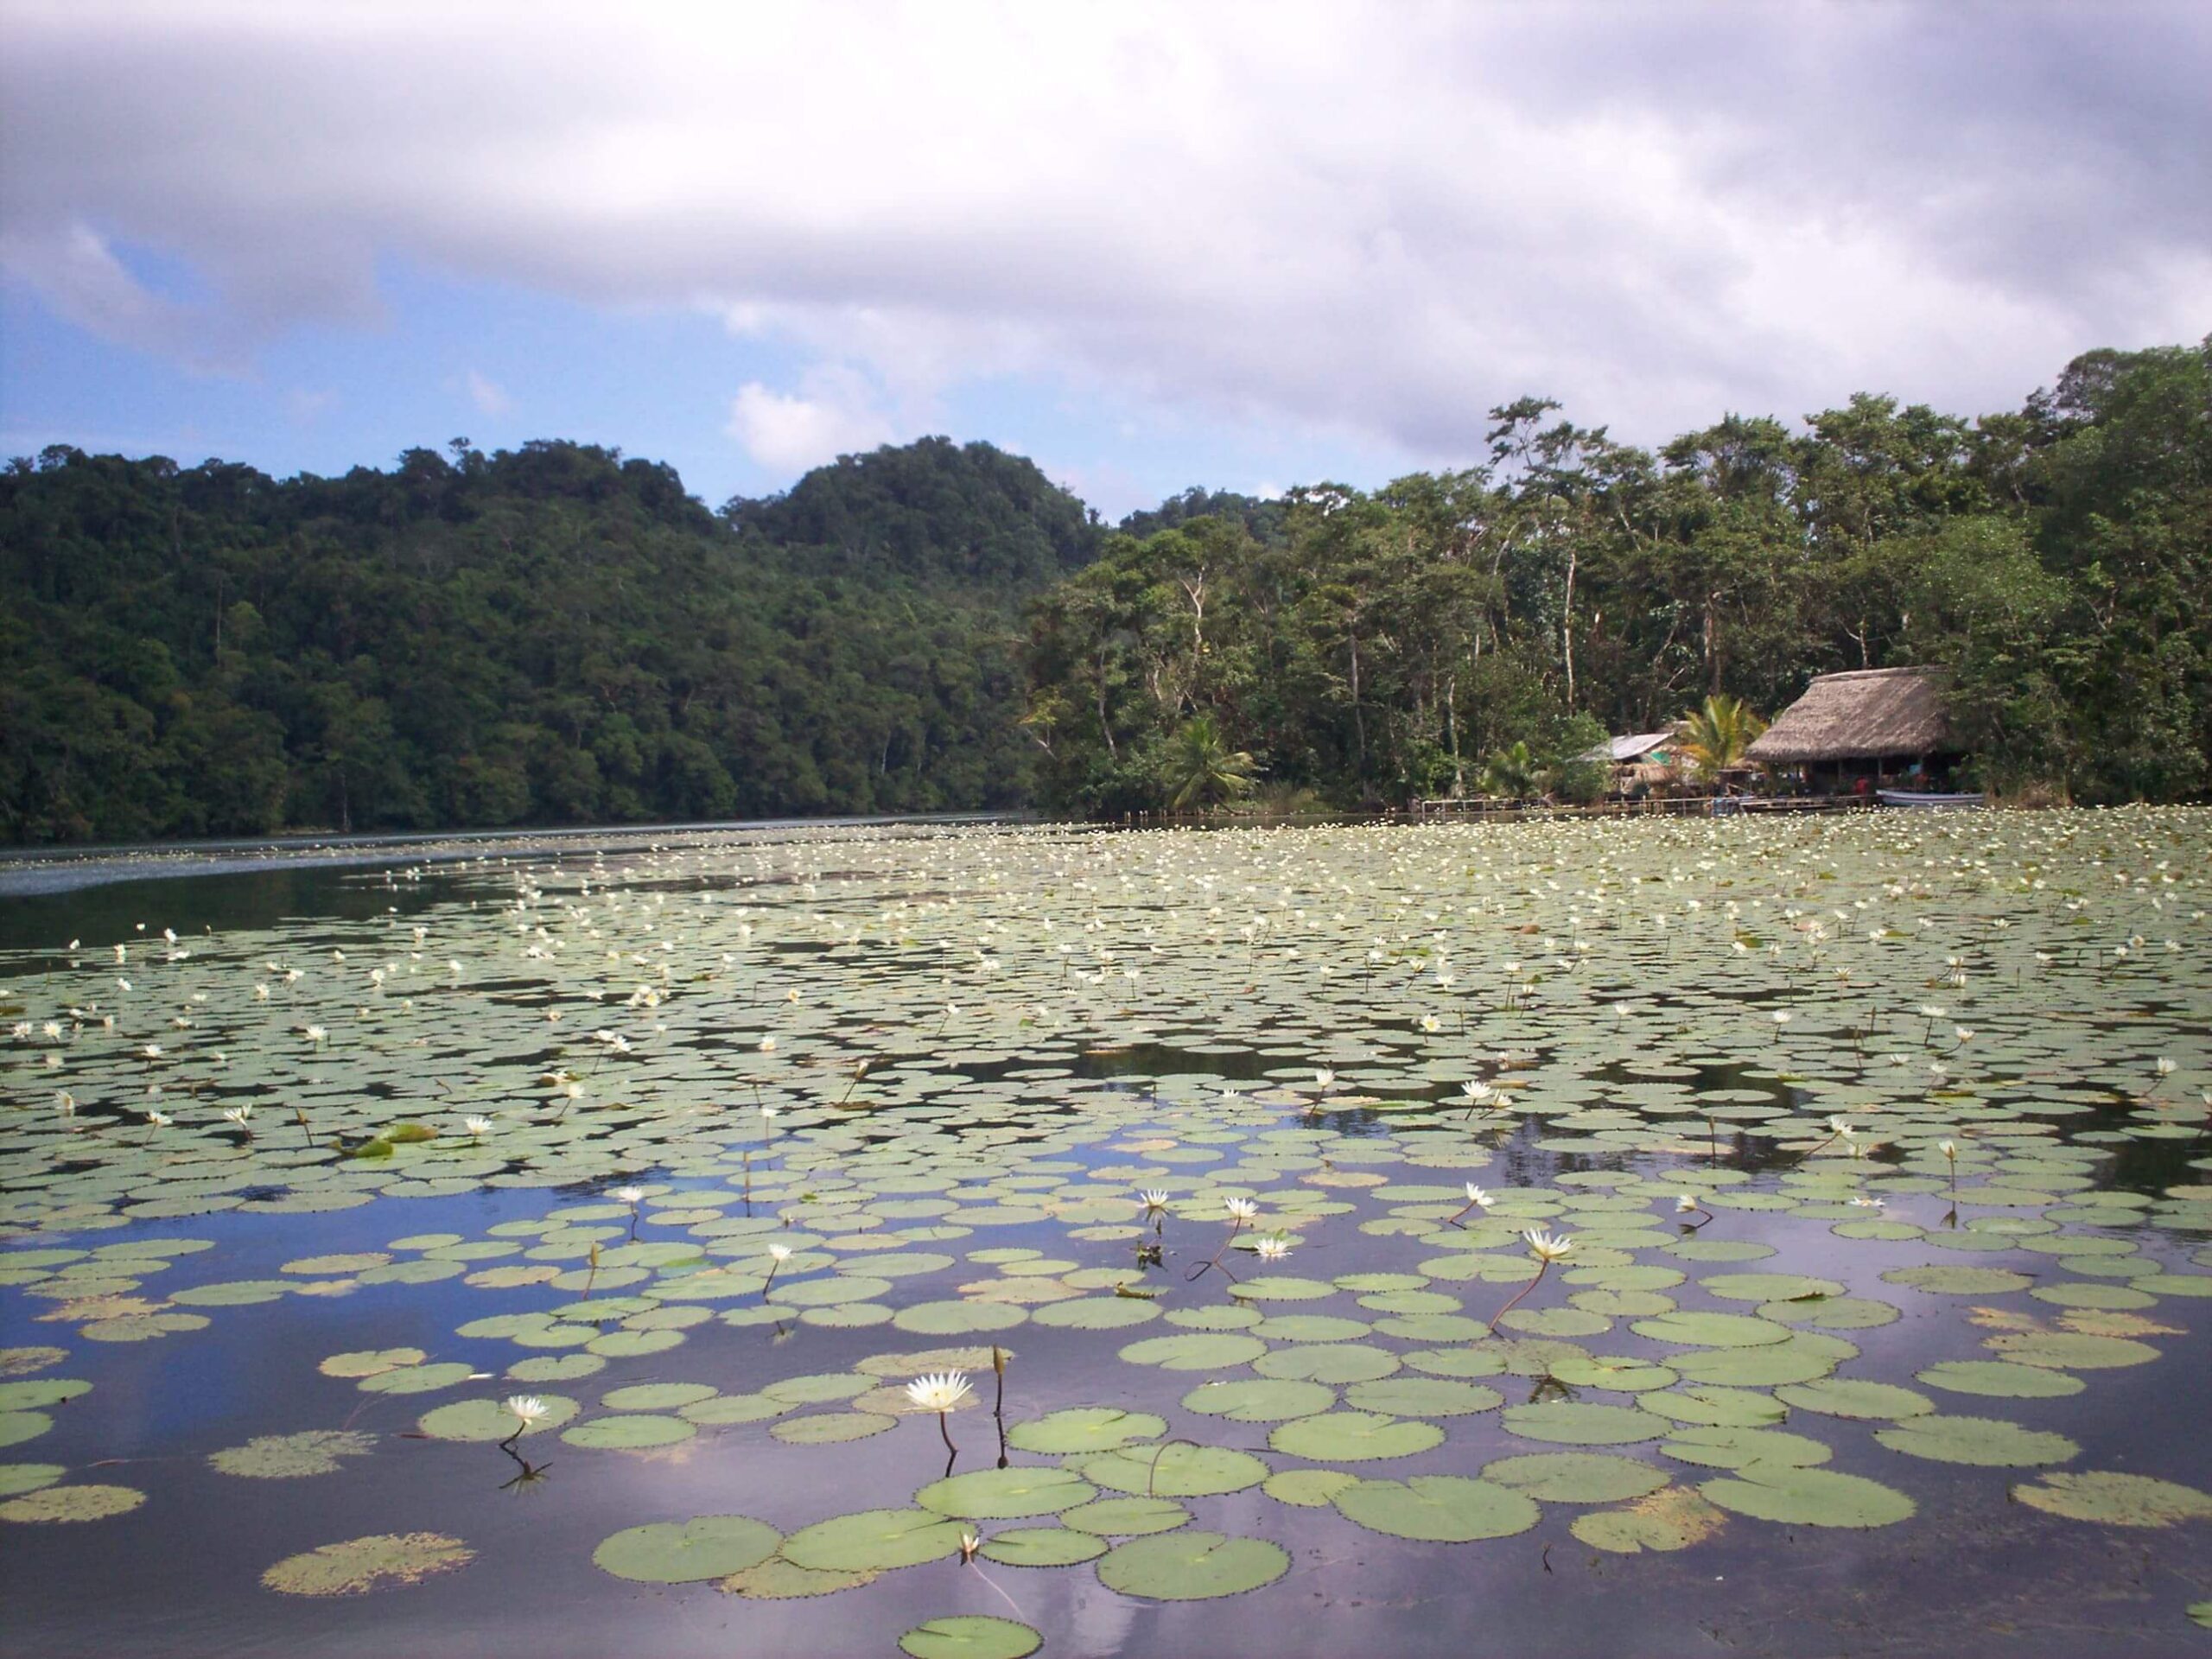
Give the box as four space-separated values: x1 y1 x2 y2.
1252 1235 1292 1262
464 1115 493 1137
1139 1189 1170 1211
613 1185 645 1205
1523 1229 1573 1262
1224 1196 1257 1221
903 1372 973 1413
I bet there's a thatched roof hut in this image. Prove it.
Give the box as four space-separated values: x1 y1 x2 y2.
1746 666 1954 765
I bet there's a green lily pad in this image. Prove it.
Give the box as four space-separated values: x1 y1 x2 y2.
261 1532 475 1596
1630 1311 1790 1349
319 1347 427 1379
1095 1530 1289 1599
1774 1378 1935 1421
209 1430 377 1478
1915 1361 2086 1399
1182 1378 1335 1423
1059 1496 1192 1535
562 1414 696 1450
769 1412 897 1445
2009 1471 2212 1528
594 1515 780 1582
416 1395 579 1441
780 1508 970 1572
1332 1474 1541 1541
1117 1332 1266 1370
1081 1444 1269 1497
1661 1426 1831 1470
1570 1487 1729 1554
1262 1468 1359 1508
0 1464 65 1497
1700 1466 1916 1529
979 1527 1109 1567
1984 1332 2160 1370
0 1483 145 1522
1873 1414 2079 1467
717 1558 878 1599
1484 1452 1669 1503
1881 1265 2033 1295
1006 1408 1167 1454
1269 1411 1444 1462
602 1382 718 1411
899 1615 1042 1659
916 1465 1096 1519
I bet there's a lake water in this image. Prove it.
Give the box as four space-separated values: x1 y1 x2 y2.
3 811 2209 1657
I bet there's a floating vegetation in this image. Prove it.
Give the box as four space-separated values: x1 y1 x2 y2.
3 810 2209 1649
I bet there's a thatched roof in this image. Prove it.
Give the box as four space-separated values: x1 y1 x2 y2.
1746 666 1955 763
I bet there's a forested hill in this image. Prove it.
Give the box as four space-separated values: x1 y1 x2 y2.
730 436 1102 588
0 436 1100 842
7 338 2206 845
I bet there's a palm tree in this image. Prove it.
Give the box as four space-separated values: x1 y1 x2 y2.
1478 740 1542 800
1160 714 1260 810
1678 694 1768 784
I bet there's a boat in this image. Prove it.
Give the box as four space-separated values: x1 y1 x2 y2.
1877 789 1985 809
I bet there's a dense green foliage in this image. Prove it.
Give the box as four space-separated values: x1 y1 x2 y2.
1024 340 2212 811
4 339 2203 842
1 435 1096 841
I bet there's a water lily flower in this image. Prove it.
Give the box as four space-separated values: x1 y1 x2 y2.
1139 1190 1170 1212
613 1185 645 1205
1224 1197 1257 1222
1523 1229 1573 1263
464 1116 493 1137
1252 1235 1292 1262
905 1372 973 1413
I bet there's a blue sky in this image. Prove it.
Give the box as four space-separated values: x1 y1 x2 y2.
3 3 2205 522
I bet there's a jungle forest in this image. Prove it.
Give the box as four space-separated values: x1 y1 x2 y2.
2 339 2206 843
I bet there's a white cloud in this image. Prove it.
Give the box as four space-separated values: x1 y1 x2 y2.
726 367 895 473
464 369 512 416
3 2 2207 462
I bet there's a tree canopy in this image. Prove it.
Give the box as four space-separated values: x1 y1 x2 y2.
5 337 2206 842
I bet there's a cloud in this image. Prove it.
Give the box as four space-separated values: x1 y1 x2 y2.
464 369 512 416
726 366 896 472
4 3 2207 464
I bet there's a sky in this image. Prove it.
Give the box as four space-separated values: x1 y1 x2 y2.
2 1 2206 522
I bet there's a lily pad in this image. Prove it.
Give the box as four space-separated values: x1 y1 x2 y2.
1269 1411 1444 1462
2009 1471 2212 1528
261 1532 474 1596
209 1430 377 1478
916 1465 1096 1519
594 1515 780 1582
1570 1487 1728 1554
1332 1473 1541 1541
0 1483 145 1522
978 1527 1109 1567
1095 1530 1289 1599
780 1508 969 1572
1873 1414 2079 1467
899 1616 1042 1659
1483 1452 1669 1503
1081 1444 1269 1497
1005 1408 1167 1454
1700 1466 1915 1528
